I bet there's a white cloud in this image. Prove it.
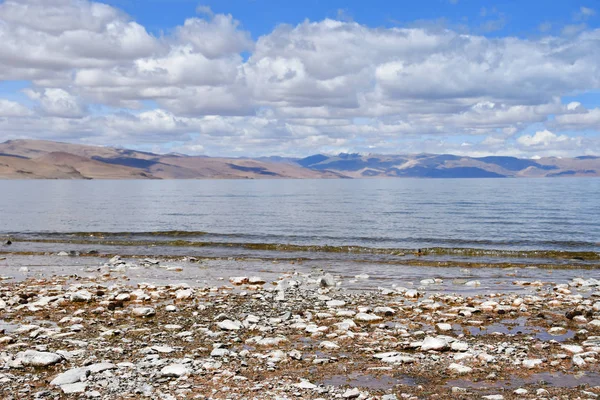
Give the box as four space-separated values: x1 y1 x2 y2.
0 99 33 117
517 130 571 147
553 107 600 130
0 0 599 157
24 88 86 118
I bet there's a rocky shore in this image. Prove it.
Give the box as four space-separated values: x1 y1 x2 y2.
1 255 600 399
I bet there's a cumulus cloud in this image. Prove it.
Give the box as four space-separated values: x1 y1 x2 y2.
0 99 33 117
0 0 599 156
517 130 571 147
24 88 86 118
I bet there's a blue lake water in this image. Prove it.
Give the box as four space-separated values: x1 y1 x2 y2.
0 178 598 252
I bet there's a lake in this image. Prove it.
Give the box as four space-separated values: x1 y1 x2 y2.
0 178 598 251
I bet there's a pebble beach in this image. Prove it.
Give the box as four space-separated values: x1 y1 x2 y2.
1 254 600 399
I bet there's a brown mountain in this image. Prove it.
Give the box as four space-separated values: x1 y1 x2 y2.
0 140 340 179
0 139 598 179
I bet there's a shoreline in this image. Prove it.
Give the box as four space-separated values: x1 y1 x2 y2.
1 254 600 399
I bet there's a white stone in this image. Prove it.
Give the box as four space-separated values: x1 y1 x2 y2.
374 306 395 316
217 319 242 331
61 382 87 394
436 323 452 332
248 276 266 284
421 336 449 351
87 362 116 373
354 313 382 323
211 348 229 357
51 367 89 386
448 363 472 374
175 289 193 300
326 300 346 308
229 276 248 285
131 307 156 317
561 344 584 354
294 380 317 390
319 341 340 350
15 350 63 367
160 364 190 377
342 388 361 398
70 290 92 302
451 342 469 352
588 320 600 328
522 359 543 369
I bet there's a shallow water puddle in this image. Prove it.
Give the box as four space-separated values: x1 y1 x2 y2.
320 372 417 389
447 371 600 389
462 317 575 342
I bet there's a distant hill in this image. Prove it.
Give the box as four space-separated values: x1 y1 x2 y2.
297 153 600 178
0 140 339 179
0 139 598 179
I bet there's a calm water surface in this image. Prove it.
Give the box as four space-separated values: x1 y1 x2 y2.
0 178 599 251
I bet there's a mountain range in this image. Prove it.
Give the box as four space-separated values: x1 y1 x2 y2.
0 139 598 179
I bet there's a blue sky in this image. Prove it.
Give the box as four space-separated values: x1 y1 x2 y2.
0 0 599 157
107 0 600 38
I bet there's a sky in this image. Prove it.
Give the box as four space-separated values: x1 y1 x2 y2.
1 0 600 158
